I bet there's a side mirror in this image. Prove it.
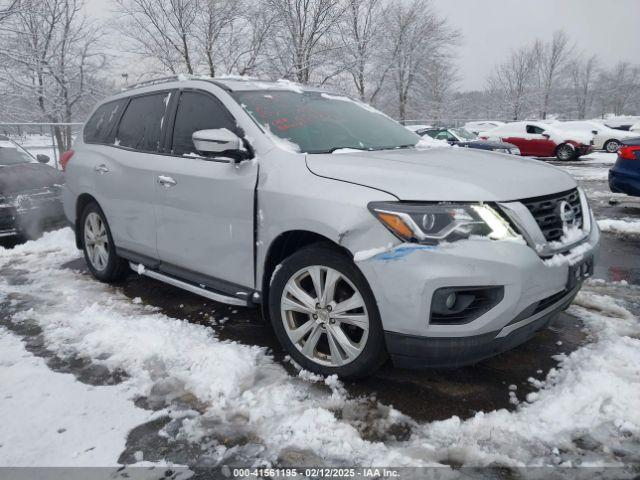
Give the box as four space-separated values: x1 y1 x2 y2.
36 154 50 164
541 132 550 140
192 128 247 162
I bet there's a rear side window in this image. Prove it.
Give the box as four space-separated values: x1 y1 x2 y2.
84 100 126 144
171 91 237 156
115 92 172 152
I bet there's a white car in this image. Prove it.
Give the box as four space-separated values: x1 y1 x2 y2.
630 122 640 133
553 121 638 153
464 121 506 135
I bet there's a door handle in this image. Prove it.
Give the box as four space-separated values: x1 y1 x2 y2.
158 175 177 187
94 164 109 174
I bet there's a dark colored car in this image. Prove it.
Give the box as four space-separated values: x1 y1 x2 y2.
609 138 640 197
418 127 521 155
0 135 65 239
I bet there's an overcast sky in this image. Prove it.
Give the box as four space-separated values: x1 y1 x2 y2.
86 0 640 92
432 0 640 90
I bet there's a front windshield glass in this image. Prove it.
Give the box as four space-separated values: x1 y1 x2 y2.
234 90 421 153
0 139 35 166
452 128 477 140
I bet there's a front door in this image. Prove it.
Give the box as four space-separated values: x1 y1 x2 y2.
154 90 258 290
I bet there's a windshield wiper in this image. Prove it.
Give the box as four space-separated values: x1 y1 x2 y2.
326 146 369 153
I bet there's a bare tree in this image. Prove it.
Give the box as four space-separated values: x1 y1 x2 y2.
0 0 106 153
602 62 640 116
337 0 387 102
265 0 344 84
534 30 571 119
0 0 19 23
489 45 537 120
114 0 198 74
218 2 275 76
568 54 598 119
195 0 238 77
385 0 459 121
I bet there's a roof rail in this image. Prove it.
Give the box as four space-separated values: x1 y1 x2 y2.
122 75 186 91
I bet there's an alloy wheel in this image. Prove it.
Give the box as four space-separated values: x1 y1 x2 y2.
280 265 370 367
605 141 620 153
84 212 109 271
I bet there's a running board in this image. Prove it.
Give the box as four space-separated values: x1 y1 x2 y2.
129 262 250 307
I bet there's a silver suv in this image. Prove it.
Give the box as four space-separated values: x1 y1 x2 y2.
62 76 600 378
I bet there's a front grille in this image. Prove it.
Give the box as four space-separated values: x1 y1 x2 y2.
521 188 583 242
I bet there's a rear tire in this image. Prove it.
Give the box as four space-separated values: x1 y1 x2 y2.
603 139 620 153
80 202 129 282
269 244 387 379
556 143 575 161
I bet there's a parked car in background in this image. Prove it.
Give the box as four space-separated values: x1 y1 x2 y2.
404 124 432 133
0 135 65 239
609 138 640 197
552 121 637 153
630 122 640 133
464 121 505 135
482 121 593 161
63 76 600 379
418 127 521 155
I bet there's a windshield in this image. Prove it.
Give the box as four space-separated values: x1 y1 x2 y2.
234 90 421 153
451 128 477 140
0 139 35 166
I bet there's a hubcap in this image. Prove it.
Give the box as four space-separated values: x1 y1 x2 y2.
606 142 619 153
280 265 369 367
559 146 572 160
84 212 109 271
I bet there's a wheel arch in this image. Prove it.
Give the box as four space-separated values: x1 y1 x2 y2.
75 193 99 249
260 230 351 321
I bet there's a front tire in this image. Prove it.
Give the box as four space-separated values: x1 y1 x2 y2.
80 202 129 282
269 245 387 379
556 143 575 161
604 139 621 153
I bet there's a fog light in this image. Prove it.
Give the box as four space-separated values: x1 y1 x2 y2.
445 292 457 309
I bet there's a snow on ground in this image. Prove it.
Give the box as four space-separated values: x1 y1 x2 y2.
576 151 618 165
598 219 640 236
1 229 639 468
555 165 609 182
0 327 151 466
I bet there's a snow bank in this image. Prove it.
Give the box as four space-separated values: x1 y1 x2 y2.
597 219 640 235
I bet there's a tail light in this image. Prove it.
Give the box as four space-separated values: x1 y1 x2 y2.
59 149 74 171
480 136 488 140
618 145 640 161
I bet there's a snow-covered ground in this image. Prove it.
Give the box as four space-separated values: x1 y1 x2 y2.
1 226 639 470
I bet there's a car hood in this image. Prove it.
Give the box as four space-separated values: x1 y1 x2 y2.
305 147 576 201
0 163 64 194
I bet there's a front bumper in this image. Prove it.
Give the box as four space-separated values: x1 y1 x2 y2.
0 196 65 238
386 284 579 368
356 208 600 367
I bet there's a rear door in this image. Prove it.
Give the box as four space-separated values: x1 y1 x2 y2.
93 91 174 261
153 89 258 290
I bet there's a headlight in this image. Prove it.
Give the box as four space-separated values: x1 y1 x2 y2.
493 148 509 153
511 148 521 155
368 202 519 244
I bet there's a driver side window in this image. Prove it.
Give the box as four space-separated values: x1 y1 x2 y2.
526 125 545 135
171 91 237 156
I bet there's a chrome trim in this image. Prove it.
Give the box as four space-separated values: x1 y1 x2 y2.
129 262 249 306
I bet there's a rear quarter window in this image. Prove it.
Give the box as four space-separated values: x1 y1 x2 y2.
84 99 127 144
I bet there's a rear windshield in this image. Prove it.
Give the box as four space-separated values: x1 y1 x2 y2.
233 90 420 154
0 140 34 166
